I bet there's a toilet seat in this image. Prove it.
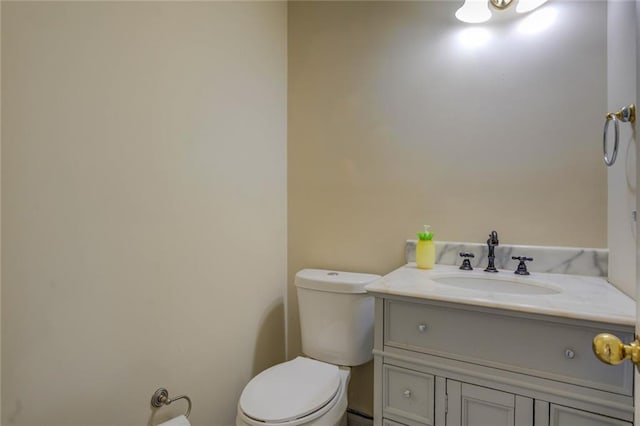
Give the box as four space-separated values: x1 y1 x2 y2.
239 357 341 424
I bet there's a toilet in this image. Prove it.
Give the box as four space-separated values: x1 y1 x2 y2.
236 269 381 426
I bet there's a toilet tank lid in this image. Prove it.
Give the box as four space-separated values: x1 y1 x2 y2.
295 269 381 294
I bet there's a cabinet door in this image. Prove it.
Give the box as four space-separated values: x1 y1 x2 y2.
446 380 533 426
549 404 632 426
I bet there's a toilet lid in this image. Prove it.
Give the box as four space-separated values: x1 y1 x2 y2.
239 357 340 423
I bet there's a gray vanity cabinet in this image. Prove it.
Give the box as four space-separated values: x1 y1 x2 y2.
372 296 634 426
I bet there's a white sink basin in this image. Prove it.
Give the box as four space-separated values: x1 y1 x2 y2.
432 274 562 295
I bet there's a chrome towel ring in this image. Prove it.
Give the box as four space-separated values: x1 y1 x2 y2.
151 388 192 418
603 104 635 167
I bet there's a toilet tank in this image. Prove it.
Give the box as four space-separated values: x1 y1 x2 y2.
295 269 381 366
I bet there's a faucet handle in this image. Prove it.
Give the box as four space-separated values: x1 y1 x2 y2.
459 252 475 270
488 230 499 245
512 256 533 275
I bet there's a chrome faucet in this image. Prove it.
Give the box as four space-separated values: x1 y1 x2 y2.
484 230 499 273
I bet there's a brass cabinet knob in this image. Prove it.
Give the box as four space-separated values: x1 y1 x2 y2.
592 333 640 366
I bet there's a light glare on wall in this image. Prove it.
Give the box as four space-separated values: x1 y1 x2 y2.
457 27 492 48
516 0 549 14
518 7 557 34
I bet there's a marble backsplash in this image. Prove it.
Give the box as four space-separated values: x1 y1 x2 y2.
405 240 608 277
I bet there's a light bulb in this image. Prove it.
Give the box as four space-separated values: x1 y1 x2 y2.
516 0 549 14
455 0 492 24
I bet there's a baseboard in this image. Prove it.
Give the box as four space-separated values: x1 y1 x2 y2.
347 409 373 426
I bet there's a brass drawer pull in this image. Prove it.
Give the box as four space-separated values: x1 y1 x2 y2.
417 324 428 333
403 389 412 398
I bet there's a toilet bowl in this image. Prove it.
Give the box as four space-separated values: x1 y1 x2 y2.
235 269 381 426
236 357 350 426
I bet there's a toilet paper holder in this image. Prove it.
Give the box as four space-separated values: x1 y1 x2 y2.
151 388 192 418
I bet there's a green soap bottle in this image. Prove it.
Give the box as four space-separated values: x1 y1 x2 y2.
416 225 435 270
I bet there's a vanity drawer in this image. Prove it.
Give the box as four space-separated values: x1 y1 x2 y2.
384 300 633 395
383 364 435 425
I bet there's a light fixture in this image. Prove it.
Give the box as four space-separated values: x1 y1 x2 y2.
455 0 492 24
491 0 514 9
455 0 549 23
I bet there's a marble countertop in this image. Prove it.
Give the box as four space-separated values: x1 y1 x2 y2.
365 264 636 326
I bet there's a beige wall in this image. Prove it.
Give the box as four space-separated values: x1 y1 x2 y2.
1 0 612 423
288 1 607 415
2 2 286 425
